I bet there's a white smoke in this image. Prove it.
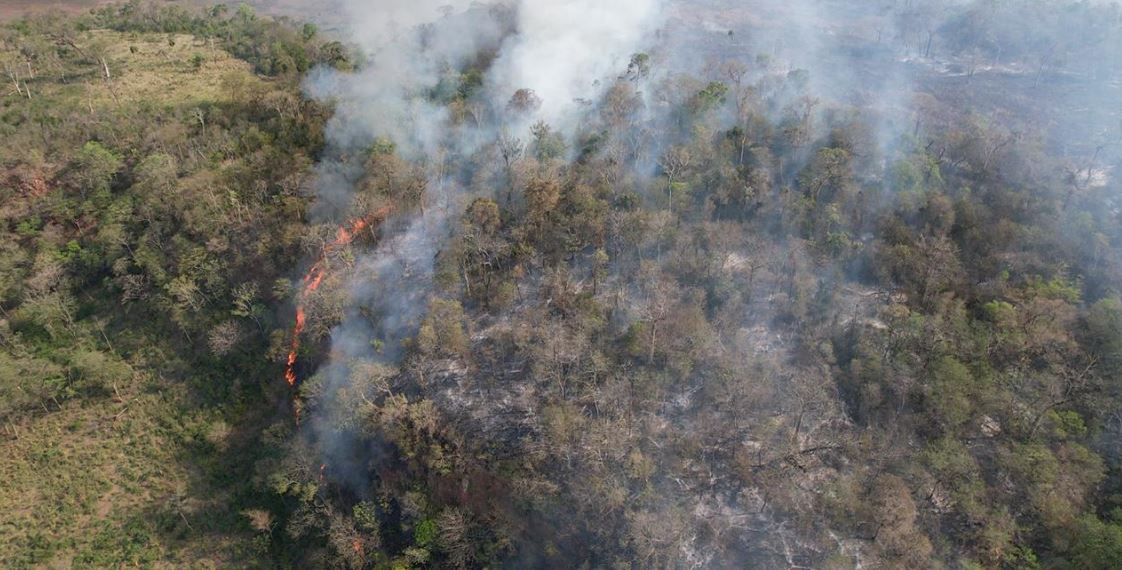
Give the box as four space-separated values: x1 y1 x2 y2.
490 0 665 128
306 0 666 151
304 1 507 160
297 0 667 499
336 0 473 53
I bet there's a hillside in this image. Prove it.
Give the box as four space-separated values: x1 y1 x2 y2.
2 1 1122 569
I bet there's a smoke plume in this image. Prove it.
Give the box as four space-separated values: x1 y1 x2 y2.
296 0 666 489
489 0 665 127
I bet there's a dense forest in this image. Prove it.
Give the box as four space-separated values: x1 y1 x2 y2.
1 0 1122 568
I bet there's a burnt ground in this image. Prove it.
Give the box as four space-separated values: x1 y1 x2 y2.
664 0 1122 172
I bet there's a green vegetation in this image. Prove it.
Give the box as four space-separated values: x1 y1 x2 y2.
2 1 1121 569
0 3 338 566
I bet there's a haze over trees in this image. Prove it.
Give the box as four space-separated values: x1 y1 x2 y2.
1 0 1121 568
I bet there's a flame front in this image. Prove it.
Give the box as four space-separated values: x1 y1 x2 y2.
284 209 391 421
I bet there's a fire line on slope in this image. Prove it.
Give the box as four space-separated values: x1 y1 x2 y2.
285 206 393 423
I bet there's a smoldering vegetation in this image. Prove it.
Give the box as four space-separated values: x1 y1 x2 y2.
264 0 1122 568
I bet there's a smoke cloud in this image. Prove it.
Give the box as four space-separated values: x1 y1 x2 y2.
489 0 665 127
297 0 668 495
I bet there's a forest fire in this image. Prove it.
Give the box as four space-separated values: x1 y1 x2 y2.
284 308 305 386
284 208 392 418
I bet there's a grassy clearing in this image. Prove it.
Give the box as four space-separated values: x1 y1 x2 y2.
11 30 266 112
0 373 251 568
90 30 265 108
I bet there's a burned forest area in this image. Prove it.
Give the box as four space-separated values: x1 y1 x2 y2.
2 0 1122 568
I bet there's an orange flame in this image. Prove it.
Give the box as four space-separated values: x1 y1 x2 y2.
352 538 363 555
284 208 392 421
306 269 326 293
